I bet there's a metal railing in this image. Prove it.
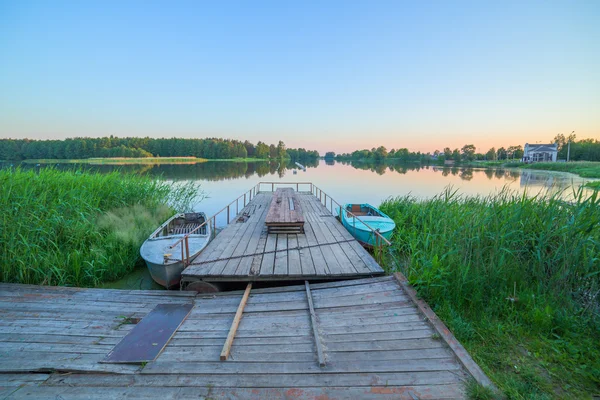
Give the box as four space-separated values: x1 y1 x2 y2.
170 181 391 267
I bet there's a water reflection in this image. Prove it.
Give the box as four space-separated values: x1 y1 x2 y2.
2 159 593 205
3 159 320 181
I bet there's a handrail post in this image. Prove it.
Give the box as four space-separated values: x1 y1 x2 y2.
296 183 299 192
272 182 274 192
185 236 190 266
227 205 230 224
181 241 184 264
244 193 247 206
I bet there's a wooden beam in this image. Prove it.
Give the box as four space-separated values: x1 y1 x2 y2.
220 283 252 361
305 281 326 367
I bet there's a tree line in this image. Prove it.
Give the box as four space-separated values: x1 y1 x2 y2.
0 137 319 162
331 136 600 163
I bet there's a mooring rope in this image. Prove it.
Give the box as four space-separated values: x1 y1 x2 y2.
179 238 359 266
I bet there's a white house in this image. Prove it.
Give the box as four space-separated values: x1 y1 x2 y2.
522 143 558 163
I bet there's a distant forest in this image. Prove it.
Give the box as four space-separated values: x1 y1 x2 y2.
0 137 320 162
331 135 600 163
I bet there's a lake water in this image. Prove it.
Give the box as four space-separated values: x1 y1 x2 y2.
12 159 596 226
8 159 596 289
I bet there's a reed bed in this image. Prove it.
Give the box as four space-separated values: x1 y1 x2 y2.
381 188 600 398
0 168 199 287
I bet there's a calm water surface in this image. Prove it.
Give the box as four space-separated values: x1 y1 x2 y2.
8 159 595 289
14 159 596 224
75 160 595 216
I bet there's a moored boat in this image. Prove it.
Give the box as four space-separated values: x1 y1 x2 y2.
341 204 395 247
140 212 211 289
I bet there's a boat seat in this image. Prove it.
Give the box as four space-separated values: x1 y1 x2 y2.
348 211 368 217
172 223 203 235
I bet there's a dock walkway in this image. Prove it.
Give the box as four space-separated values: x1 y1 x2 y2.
182 191 383 283
0 275 493 399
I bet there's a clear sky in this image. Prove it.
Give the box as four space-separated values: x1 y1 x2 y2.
1 0 598 154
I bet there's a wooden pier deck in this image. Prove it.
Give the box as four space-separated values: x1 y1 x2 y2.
0 275 494 399
182 191 384 283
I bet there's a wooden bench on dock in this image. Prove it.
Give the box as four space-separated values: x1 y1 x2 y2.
265 188 305 234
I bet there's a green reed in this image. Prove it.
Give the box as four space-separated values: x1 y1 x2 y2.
381 188 599 398
0 168 200 287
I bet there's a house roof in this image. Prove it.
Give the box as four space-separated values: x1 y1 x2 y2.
527 144 557 152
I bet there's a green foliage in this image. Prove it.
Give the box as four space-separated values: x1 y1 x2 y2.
381 188 600 398
466 380 498 400
521 161 600 179
0 168 201 286
0 137 319 162
585 181 600 190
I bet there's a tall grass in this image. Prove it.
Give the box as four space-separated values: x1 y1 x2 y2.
381 188 599 398
0 168 200 287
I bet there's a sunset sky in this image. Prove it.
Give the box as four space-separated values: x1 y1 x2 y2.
1 0 598 154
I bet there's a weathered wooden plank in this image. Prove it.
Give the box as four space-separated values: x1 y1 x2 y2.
287 235 302 276
174 320 429 339
0 333 119 345
296 231 316 276
305 281 325 367
141 358 463 375
234 207 270 276
258 233 277 275
324 329 435 343
265 188 305 229
203 275 395 296
0 342 114 354
273 234 288 275
103 303 193 363
45 370 465 389
302 220 330 275
249 226 268 276
0 374 50 386
0 352 140 374
220 283 251 361
7 385 467 400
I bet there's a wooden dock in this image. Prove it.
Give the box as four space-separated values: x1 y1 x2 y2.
0 275 494 399
182 191 384 284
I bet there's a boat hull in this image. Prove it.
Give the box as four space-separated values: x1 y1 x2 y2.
341 204 395 248
140 212 211 290
145 259 185 290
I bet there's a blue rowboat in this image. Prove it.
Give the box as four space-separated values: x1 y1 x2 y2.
341 204 395 247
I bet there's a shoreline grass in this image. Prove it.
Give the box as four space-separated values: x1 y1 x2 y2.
15 157 276 164
0 168 200 287
585 181 600 190
20 157 209 165
519 161 600 179
381 188 600 399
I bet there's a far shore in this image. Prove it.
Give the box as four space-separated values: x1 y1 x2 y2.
13 157 272 165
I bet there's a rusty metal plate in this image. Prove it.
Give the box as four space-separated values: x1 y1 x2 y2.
102 303 193 364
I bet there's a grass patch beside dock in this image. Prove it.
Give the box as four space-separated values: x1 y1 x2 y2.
0 168 199 287
380 189 600 399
